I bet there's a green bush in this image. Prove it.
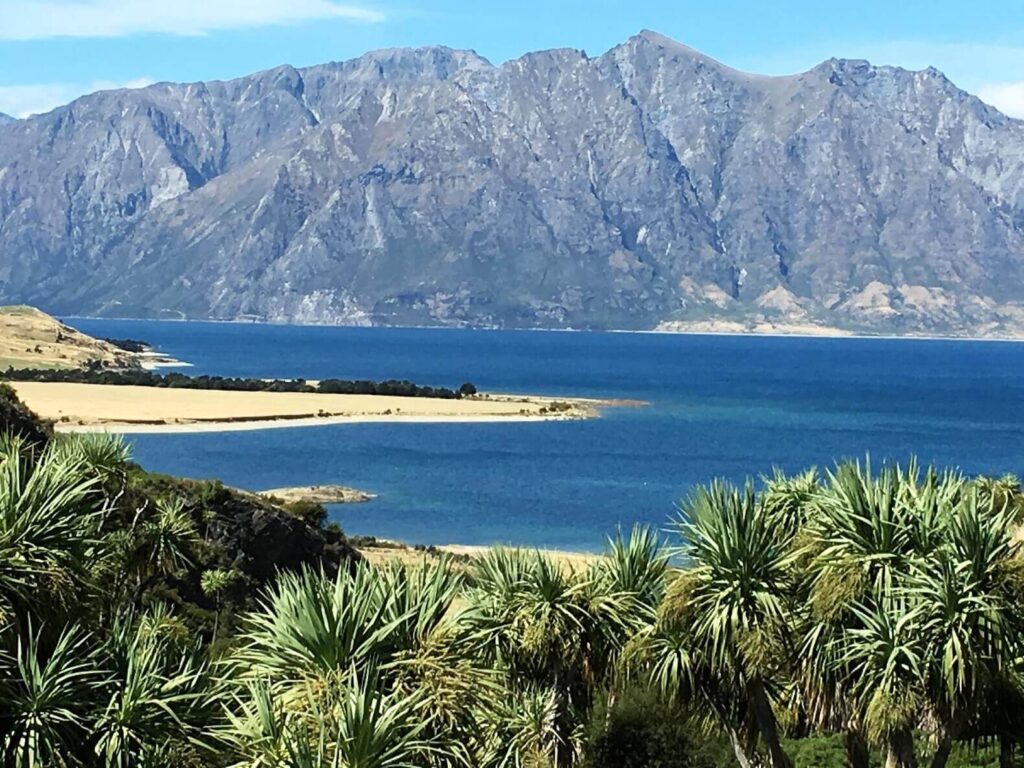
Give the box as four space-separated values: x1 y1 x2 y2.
583 685 730 768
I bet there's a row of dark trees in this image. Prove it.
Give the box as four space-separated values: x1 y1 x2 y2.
3 365 478 400
101 337 151 353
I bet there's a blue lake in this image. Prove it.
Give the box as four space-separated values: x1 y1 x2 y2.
69 319 1024 551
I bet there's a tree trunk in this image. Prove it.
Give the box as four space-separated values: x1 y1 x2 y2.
885 729 917 768
551 672 573 768
728 728 754 768
845 729 869 768
746 678 793 768
1001 735 1014 768
930 730 952 768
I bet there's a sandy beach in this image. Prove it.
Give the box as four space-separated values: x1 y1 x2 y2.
10 382 598 433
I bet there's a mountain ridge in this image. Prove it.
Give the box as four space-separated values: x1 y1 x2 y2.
1 31 1023 335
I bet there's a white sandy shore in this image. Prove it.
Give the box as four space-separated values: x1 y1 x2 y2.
645 321 1024 343
55 413 583 434
10 382 598 434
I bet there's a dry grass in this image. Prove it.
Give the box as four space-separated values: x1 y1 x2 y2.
10 382 596 431
0 306 138 370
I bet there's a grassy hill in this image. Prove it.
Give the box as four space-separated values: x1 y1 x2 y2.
0 305 139 370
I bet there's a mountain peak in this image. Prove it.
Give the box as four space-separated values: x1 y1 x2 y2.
0 35 1021 336
618 29 778 82
332 44 493 81
626 29 716 59
0 112 14 125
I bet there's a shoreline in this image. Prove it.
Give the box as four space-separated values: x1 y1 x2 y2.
54 411 590 434
639 326 1024 344
62 314 1024 344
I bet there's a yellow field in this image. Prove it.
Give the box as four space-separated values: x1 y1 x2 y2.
10 382 595 432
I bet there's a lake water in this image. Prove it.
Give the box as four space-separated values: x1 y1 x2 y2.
69 319 1024 551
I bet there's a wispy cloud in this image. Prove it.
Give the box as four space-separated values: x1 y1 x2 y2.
0 0 385 41
0 78 154 118
978 82 1024 119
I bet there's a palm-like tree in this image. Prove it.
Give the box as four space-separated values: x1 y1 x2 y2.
0 436 105 623
459 545 638 767
47 433 131 483
910 490 1024 768
0 623 103 768
222 673 435 768
222 559 466 767
93 607 216 768
672 479 795 768
133 497 198 583
839 596 923 768
228 560 459 698
790 460 1024 768
474 684 565 768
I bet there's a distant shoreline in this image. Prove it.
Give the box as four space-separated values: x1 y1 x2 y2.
63 314 1024 344
355 539 604 569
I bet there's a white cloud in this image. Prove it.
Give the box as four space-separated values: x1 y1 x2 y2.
978 82 1024 119
0 77 154 118
0 0 385 40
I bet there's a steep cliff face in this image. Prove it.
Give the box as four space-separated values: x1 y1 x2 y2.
1 31 1023 334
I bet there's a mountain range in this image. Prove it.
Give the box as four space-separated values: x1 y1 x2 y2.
1 30 1023 335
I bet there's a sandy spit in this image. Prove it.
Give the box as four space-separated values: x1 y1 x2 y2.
10 382 601 434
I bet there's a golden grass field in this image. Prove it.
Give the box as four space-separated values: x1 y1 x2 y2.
10 381 597 432
0 305 138 370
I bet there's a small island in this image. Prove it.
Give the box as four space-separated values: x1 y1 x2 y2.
259 484 377 505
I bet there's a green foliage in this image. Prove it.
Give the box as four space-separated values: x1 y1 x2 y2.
583 685 727 768
0 435 105 621
2 379 1024 768
281 500 327 527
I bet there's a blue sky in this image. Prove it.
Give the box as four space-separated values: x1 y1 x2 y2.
1 0 1023 119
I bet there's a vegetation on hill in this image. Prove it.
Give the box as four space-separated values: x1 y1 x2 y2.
1 384 1024 767
102 337 152 353
2 366 477 400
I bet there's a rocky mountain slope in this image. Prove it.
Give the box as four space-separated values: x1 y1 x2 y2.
0 113 14 126
1 30 1023 335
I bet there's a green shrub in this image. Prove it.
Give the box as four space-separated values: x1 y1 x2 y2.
583 685 730 768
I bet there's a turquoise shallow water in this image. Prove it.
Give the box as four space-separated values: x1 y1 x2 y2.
69 319 1024 551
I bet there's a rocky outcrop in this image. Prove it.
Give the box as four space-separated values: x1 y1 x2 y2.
259 484 377 505
126 472 361 592
1 31 1023 335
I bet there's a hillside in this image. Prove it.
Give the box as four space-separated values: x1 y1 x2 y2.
1 31 1023 335
0 305 140 369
